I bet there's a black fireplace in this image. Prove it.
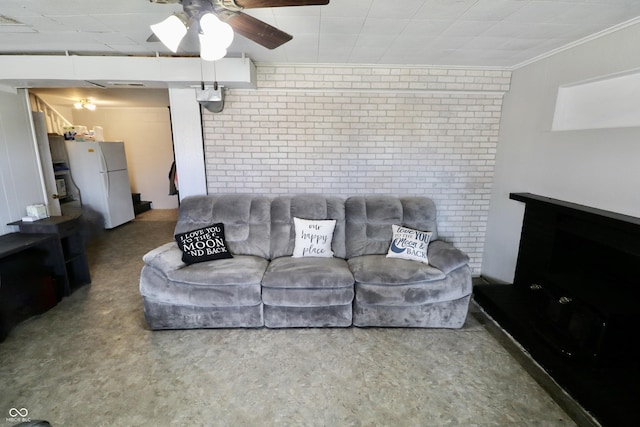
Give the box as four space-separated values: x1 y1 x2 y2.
474 193 640 427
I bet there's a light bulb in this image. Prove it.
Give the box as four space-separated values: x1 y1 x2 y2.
150 14 188 53
218 21 234 48
199 13 220 34
200 13 234 48
199 34 227 61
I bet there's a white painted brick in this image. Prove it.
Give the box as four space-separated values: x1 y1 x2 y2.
203 65 511 274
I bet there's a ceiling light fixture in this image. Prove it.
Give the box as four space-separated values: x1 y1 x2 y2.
198 12 234 61
150 7 234 61
150 12 189 53
74 99 96 111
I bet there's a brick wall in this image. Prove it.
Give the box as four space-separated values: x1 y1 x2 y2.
202 65 511 274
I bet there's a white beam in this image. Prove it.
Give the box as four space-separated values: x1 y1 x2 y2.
0 56 256 89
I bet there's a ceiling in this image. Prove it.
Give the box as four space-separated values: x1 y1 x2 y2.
1 0 640 69
32 87 170 109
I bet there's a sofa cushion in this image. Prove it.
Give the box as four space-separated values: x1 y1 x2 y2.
141 255 268 307
174 195 271 259
345 196 438 258
350 257 471 305
271 195 346 259
292 217 336 258
262 256 354 307
349 254 445 286
174 223 233 264
386 224 432 264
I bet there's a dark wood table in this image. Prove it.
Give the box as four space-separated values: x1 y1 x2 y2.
8 213 91 295
0 232 65 341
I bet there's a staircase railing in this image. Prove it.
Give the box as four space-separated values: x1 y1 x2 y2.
29 92 73 135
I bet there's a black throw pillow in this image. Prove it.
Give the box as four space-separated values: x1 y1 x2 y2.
174 223 233 264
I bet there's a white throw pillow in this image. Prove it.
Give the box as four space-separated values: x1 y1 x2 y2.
292 217 336 258
386 224 432 264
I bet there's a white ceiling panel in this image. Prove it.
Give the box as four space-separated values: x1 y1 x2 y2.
368 0 426 19
320 17 367 34
414 0 479 20
322 0 374 18
504 2 577 24
460 0 526 21
439 19 498 37
360 18 408 36
0 0 639 68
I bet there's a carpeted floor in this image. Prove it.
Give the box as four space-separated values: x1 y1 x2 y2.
0 209 577 426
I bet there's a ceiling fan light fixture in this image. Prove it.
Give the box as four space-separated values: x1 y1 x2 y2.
199 12 220 33
199 33 228 61
150 12 189 53
199 13 234 48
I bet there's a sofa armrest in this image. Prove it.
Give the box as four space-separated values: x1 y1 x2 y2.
428 240 469 274
142 242 185 274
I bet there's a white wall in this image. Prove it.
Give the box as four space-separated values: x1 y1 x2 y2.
482 22 640 283
0 89 47 235
72 106 178 209
202 65 511 275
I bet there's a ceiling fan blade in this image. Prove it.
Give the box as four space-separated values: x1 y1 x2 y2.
234 0 329 9
225 12 292 49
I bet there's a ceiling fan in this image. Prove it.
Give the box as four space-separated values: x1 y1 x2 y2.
149 0 330 58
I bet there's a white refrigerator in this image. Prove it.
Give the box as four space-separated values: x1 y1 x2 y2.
65 140 135 229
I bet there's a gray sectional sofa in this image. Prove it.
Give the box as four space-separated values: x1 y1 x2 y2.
139 194 472 330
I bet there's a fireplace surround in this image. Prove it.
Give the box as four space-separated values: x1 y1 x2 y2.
474 193 640 426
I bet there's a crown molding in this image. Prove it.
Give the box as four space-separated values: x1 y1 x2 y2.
512 16 640 70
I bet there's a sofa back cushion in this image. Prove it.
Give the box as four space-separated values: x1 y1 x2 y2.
345 196 438 258
270 195 346 259
174 195 271 259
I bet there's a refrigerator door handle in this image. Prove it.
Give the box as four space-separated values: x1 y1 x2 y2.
99 148 109 172
102 172 110 197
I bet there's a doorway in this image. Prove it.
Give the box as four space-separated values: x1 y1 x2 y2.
30 87 179 212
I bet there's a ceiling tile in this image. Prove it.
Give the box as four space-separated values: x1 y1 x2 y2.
414 0 479 20
368 0 427 19
460 0 527 21
320 17 367 34
273 15 321 35
322 0 374 18
2 0 640 69
360 18 408 36
504 1 577 24
439 19 498 37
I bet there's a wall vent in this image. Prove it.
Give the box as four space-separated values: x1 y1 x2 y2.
107 82 146 87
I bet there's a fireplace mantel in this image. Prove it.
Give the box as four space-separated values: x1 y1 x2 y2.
475 192 640 427
510 192 640 227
